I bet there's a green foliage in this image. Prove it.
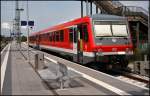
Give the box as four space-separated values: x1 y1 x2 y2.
0 35 11 51
132 43 150 61
134 48 142 60
21 36 27 42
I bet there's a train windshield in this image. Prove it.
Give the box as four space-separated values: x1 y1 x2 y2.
94 21 128 37
94 25 112 37
112 25 128 36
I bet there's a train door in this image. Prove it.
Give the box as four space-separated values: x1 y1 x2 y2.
72 25 83 63
72 24 88 64
78 23 89 64
73 25 77 55
77 24 84 64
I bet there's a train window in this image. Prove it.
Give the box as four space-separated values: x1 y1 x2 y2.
94 25 112 37
53 32 55 41
46 33 49 39
49 33 52 41
112 25 128 36
45 33 48 40
69 28 73 42
73 28 77 43
49 33 51 41
39 35 41 40
77 25 83 39
60 30 64 42
33 36 34 39
56 31 59 42
41 34 44 40
43 34 46 40
83 25 88 42
40 34 43 40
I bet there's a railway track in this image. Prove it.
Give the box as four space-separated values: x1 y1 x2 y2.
87 64 149 88
111 70 149 88
114 70 149 83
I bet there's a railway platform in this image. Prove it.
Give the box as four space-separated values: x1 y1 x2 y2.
1 41 149 95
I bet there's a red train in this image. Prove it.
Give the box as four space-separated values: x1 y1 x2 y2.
29 14 133 69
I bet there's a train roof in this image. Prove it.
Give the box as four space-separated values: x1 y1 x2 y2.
30 16 90 36
91 14 126 21
30 14 126 36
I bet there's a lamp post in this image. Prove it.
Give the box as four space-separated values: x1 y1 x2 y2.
81 1 83 17
27 0 30 63
148 1 150 61
15 0 24 48
148 1 150 44
86 0 89 16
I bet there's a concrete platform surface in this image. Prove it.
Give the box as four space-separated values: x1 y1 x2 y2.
22 42 149 95
1 42 54 95
1 42 149 95
1 42 118 95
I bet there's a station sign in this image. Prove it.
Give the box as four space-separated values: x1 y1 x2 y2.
21 21 34 26
21 21 27 26
11 33 14 35
28 21 34 26
11 32 22 35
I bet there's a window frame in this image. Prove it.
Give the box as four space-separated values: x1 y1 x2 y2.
82 24 88 42
69 27 73 42
56 31 59 42
49 32 53 41
60 30 64 42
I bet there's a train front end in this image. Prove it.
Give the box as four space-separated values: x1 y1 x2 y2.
91 14 133 69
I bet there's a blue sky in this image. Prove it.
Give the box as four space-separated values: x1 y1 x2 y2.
1 1 149 36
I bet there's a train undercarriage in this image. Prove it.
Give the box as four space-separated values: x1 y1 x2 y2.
30 44 130 71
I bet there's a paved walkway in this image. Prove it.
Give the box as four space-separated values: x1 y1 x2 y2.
22 43 149 95
2 42 54 95
20 43 116 95
1 42 149 95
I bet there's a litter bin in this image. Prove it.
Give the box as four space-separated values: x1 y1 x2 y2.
35 52 44 70
134 61 140 74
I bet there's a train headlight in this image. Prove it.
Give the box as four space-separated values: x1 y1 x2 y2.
98 48 103 52
112 48 117 52
126 48 129 53
97 49 103 56
126 48 133 55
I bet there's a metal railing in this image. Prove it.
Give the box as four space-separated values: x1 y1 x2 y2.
93 1 148 26
111 1 148 17
124 6 149 16
110 2 148 26
111 1 124 8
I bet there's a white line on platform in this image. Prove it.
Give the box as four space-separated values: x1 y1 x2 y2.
68 67 131 95
44 56 131 95
45 56 58 64
1 44 9 54
1 44 10 92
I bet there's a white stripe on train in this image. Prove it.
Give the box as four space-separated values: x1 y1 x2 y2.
29 43 129 57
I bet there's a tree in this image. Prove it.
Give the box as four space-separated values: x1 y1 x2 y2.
21 35 27 42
